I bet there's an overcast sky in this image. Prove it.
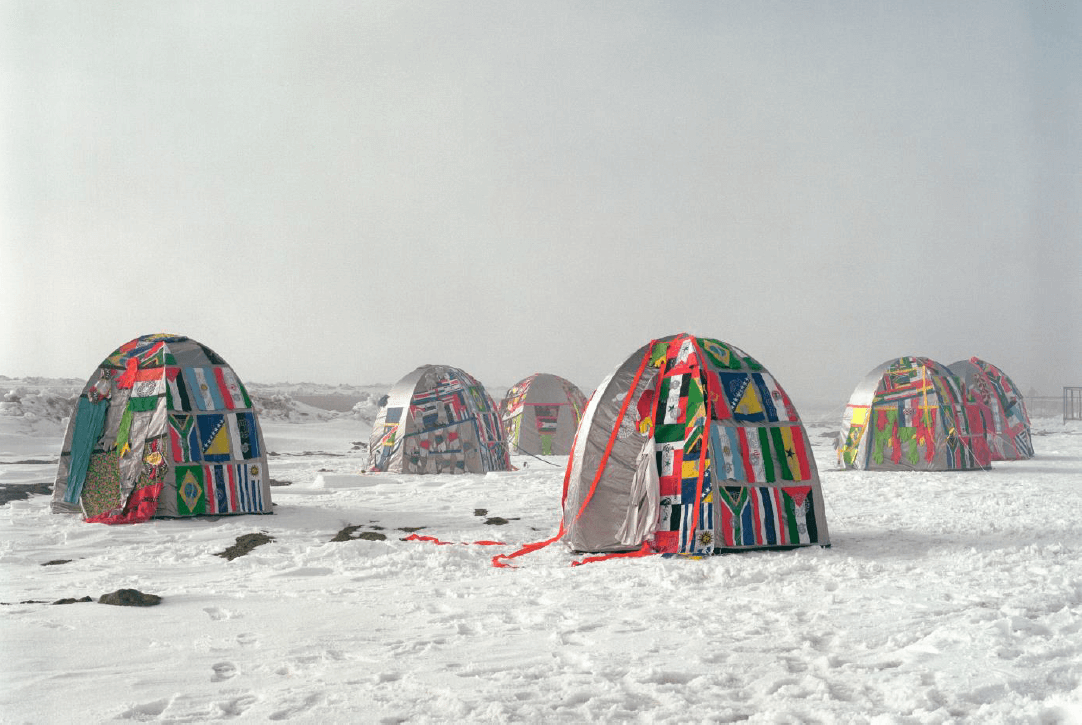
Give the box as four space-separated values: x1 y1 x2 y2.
2 1 1079 408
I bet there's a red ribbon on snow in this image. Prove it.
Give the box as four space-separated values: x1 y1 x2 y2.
492 339 662 569
402 534 505 547
571 541 654 566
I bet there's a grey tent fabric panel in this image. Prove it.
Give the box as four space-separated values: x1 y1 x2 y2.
168 338 216 367
838 358 895 469
615 435 660 546
368 366 428 472
563 342 660 553
52 456 77 513
100 387 131 451
155 466 180 517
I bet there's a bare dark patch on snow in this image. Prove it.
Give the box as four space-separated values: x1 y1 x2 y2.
215 533 275 560
331 524 388 541
99 589 162 606
0 482 51 506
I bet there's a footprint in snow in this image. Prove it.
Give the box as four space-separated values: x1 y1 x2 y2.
268 692 323 721
204 606 240 621
216 694 257 718
212 662 237 682
117 697 171 720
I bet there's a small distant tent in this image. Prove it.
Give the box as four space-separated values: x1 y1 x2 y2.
500 374 588 456
52 334 271 523
947 357 1033 460
368 365 511 474
840 356 991 471
560 333 830 555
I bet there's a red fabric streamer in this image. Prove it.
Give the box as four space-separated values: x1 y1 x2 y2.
493 340 661 569
403 534 505 547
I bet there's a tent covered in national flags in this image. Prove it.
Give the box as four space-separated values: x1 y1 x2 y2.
947 357 1033 460
368 364 511 474
499 373 588 456
540 333 829 558
51 334 271 524
839 356 992 471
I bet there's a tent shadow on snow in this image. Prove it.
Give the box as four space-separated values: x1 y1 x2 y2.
825 526 1065 562
979 463 1080 475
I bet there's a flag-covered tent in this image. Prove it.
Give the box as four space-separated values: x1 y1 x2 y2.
52 334 271 524
558 333 829 556
840 356 991 471
499 373 588 456
947 357 1033 460
368 364 511 474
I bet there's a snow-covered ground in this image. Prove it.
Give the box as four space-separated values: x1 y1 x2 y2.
2 380 1081 723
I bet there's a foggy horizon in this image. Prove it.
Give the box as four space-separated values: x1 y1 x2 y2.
2 1 1079 409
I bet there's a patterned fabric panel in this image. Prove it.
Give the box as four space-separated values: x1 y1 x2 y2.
716 486 819 547
396 366 510 473
500 378 531 421
401 421 473 474
371 420 399 471
710 423 812 483
80 449 123 519
175 462 266 516
869 406 938 467
177 367 251 411
169 412 261 462
651 336 712 556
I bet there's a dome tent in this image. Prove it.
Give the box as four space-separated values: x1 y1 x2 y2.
368 364 511 474
52 334 271 524
499 373 588 456
840 356 991 471
947 357 1033 460
558 333 829 556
